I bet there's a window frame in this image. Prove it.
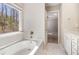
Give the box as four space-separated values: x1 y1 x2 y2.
0 3 23 34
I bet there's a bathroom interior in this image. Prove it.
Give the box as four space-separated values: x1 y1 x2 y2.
46 4 58 43
0 3 79 55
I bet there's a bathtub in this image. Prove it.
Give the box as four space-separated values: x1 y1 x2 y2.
0 40 41 55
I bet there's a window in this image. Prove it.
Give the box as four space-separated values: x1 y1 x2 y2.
0 3 19 34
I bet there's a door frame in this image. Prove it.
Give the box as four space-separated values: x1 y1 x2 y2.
45 10 60 44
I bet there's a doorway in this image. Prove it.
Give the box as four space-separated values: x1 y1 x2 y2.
47 11 58 44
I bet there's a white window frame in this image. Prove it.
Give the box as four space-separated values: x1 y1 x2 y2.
0 3 23 35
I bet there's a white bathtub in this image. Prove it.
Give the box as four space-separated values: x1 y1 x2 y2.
0 40 40 55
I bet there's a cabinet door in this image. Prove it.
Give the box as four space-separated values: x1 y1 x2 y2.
64 34 71 55
71 38 77 55
71 35 78 55
77 39 79 55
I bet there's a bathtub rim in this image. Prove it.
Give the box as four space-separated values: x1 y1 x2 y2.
0 39 43 55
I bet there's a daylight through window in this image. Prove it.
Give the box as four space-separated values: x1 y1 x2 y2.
0 3 19 33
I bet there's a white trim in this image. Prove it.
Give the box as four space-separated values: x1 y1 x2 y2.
0 32 22 37
5 3 23 11
47 10 59 13
58 10 60 44
19 10 23 32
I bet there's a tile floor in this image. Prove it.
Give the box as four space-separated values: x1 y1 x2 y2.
36 43 66 55
47 43 66 55
36 34 66 55
48 34 58 43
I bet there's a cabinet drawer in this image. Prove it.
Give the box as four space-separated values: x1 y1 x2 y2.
72 47 77 51
72 46 77 50
72 47 77 55
72 51 77 55
72 42 77 45
77 51 79 55
71 38 78 55
72 39 77 43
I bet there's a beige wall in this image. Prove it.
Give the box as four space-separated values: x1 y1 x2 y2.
23 3 45 41
61 3 79 45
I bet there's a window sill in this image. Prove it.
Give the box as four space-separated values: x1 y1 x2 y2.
0 31 23 37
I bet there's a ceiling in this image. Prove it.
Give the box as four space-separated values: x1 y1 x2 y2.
45 3 60 7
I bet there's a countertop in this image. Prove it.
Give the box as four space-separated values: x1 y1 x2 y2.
64 30 79 38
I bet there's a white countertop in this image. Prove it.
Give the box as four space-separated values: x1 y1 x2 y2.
65 29 79 34
64 30 79 38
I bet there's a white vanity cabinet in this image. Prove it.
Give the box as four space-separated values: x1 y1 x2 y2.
64 32 79 55
71 35 78 55
64 33 72 55
78 39 79 54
